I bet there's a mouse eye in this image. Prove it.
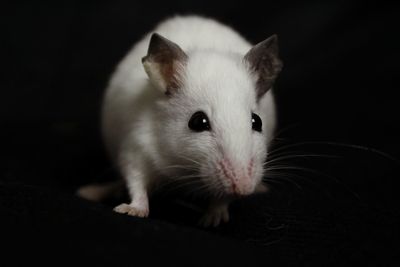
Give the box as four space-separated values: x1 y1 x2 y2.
252 113 262 132
188 111 211 132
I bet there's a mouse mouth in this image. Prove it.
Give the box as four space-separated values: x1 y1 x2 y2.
225 180 255 197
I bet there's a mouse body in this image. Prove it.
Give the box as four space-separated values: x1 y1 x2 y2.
95 15 282 226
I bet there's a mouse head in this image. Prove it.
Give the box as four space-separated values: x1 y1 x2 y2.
142 33 282 197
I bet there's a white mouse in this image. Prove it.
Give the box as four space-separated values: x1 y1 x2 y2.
79 15 282 227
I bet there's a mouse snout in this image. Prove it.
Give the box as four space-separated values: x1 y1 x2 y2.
217 157 255 196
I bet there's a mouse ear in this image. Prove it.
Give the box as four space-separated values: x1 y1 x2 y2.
244 34 283 99
142 33 188 95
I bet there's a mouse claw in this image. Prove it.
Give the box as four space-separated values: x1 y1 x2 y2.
198 203 230 227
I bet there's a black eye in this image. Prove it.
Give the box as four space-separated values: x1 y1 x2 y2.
188 111 211 132
252 113 262 132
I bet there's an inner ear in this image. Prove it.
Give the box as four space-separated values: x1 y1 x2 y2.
244 34 283 99
142 33 188 95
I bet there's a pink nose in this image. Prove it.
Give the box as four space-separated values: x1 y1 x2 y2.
218 158 254 196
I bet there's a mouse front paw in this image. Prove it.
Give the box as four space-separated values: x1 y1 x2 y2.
199 203 230 227
114 203 149 218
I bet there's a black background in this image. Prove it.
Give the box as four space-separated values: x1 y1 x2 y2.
1 1 400 266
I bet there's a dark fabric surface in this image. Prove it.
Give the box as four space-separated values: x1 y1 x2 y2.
1 1 400 266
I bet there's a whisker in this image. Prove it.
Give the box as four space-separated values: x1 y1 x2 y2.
267 123 301 143
157 178 202 194
264 153 339 166
263 171 305 191
264 164 363 203
267 140 400 165
174 153 205 166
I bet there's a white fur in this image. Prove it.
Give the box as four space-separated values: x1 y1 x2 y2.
102 15 276 223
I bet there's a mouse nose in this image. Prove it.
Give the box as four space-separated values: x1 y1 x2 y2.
218 157 255 196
